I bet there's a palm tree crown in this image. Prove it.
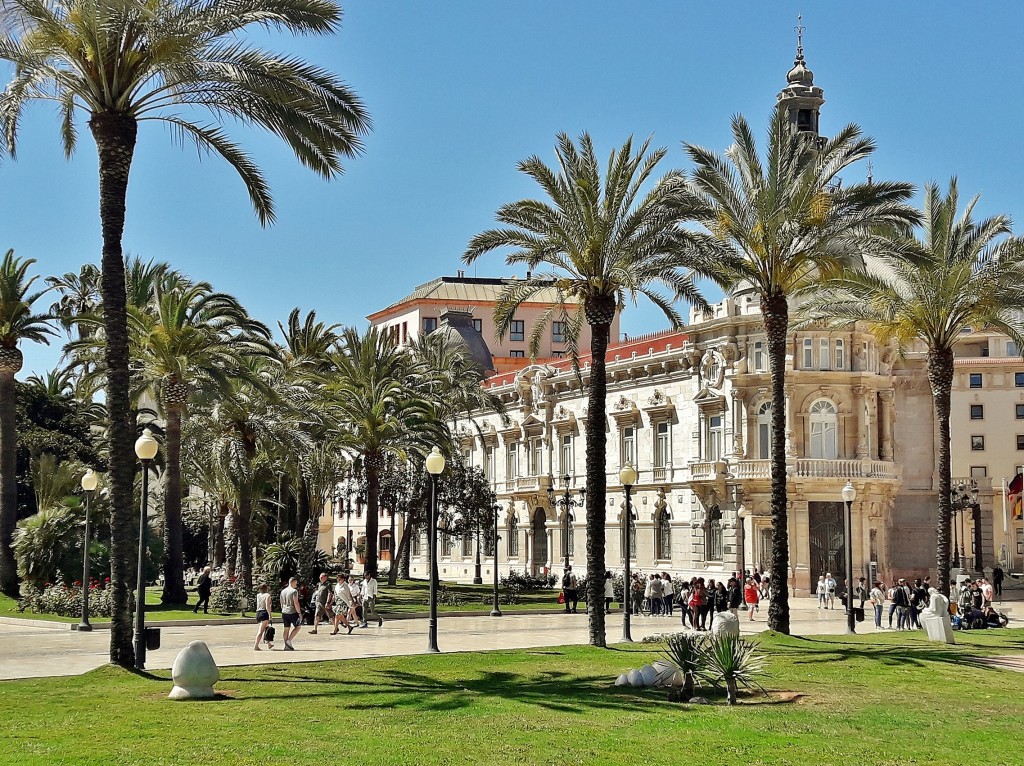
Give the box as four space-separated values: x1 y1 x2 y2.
801 178 1024 595
683 106 919 634
0 250 55 353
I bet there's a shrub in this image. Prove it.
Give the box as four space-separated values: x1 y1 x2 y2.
12 506 80 587
501 569 554 590
431 586 467 607
17 580 117 618
699 634 767 705
210 578 244 614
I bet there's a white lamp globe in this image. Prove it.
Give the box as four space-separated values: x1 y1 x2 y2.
619 464 638 487
841 480 856 503
425 446 446 476
81 469 99 493
135 428 159 461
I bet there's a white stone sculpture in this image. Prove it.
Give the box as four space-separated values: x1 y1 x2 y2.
168 641 220 700
920 589 955 644
614 673 629 687
639 664 659 687
627 668 644 687
711 610 741 638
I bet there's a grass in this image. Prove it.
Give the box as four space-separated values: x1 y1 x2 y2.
2 629 1024 765
0 579 565 624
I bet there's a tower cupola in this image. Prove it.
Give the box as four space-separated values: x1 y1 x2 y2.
777 16 825 139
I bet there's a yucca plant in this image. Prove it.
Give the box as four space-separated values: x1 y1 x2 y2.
699 634 767 705
661 632 706 701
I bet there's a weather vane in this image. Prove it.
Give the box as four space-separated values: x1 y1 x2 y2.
795 14 805 56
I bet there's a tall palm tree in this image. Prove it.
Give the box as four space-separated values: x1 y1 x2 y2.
46 264 100 342
328 326 446 577
463 133 714 647
0 250 55 597
683 107 919 633
133 275 273 603
801 179 1024 596
1 0 369 667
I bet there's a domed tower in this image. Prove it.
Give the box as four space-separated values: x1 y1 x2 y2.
777 17 825 144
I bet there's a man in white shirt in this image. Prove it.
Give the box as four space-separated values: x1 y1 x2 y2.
279 577 302 650
361 571 383 628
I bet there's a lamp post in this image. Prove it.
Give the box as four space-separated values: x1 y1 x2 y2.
546 474 585 569
841 480 857 635
78 469 99 632
425 446 446 653
473 513 483 585
619 464 638 643
950 480 978 570
490 503 502 617
134 428 159 670
736 505 747 578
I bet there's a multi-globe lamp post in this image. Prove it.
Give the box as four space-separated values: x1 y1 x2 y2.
425 446 446 653
841 480 857 635
619 463 638 643
134 428 159 670
78 469 99 632
950 480 978 570
546 474 585 568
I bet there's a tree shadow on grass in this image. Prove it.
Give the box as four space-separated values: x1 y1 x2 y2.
226 666 652 714
770 634 994 672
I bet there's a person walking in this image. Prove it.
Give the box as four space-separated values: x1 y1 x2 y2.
360 571 383 628
869 580 886 629
743 577 759 621
661 573 675 616
280 577 302 650
816 575 828 609
562 566 579 614
630 573 643 615
603 571 614 614
824 572 837 610
309 573 332 634
192 566 212 614
330 574 355 635
993 565 1004 599
253 584 273 650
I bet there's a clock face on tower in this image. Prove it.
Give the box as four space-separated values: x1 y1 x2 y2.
701 351 725 388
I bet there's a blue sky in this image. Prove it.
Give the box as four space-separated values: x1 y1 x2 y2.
5 2 1024 376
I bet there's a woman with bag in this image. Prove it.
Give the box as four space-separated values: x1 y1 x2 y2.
254 583 274 650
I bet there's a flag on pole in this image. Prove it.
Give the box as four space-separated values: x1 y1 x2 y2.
1009 473 1024 520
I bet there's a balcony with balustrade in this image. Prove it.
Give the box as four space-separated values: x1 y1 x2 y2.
686 457 899 486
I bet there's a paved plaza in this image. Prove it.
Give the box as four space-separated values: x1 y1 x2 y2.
0 600 929 681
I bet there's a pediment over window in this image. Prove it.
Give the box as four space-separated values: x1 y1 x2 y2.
693 386 726 413
643 389 675 420
610 395 640 428
551 405 577 435
521 413 546 435
455 425 476 449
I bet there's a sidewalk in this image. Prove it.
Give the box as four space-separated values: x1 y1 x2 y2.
0 602 874 681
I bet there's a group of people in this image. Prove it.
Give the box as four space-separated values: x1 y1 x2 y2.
253 570 383 651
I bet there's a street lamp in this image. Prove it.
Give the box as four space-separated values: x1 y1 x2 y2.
841 480 857 635
78 469 99 632
425 445 446 653
950 480 978 569
490 503 502 617
546 474 585 568
134 428 159 670
473 511 483 585
619 463 638 643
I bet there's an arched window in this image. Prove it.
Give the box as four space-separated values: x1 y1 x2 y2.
809 399 839 459
620 510 637 561
379 531 392 560
656 509 672 560
757 402 773 460
705 506 723 561
461 532 473 557
507 516 519 558
442 530 454 557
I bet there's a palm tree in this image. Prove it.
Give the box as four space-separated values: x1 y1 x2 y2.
683 107 919 633
1 0 369 667
133 275 273 603
328 326 446 577
801 179 1024 596
0 250 55 597
463 133 713 648
46 264 100 342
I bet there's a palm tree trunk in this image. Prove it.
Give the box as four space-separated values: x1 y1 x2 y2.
237 459 254 591
364 452 381 577
224 510 238 579
213 505 227 568
90 111 138 667
161 403 188 603
762 294 791 635
296 476 310 537
0 372 19 597
584 296 614 648
392 514 409 584
928 348 954 597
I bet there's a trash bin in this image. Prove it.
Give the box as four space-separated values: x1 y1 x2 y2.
145 627 161 651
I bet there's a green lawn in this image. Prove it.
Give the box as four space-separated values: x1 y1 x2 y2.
2 629 1023 765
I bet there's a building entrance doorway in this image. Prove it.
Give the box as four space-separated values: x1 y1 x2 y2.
808 501 846 582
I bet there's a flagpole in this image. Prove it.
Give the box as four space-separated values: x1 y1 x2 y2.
1002 477 1009 535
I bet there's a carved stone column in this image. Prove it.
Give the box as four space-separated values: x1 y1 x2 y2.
879 390 894 461
853 385 868 459
784 385 797 459
731 389 745 458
